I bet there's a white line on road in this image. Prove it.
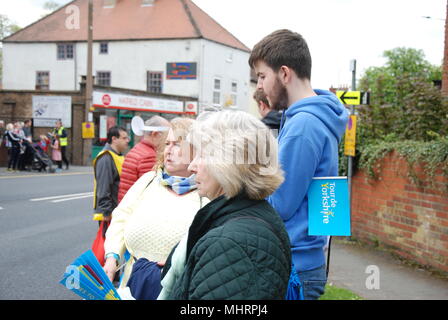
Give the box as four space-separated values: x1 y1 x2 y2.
30 192 93 202
51 194 93 203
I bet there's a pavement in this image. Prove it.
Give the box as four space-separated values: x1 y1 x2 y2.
328 239 448 300
1 165 448 300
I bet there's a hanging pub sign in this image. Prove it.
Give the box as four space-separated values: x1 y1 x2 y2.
166 62 197 80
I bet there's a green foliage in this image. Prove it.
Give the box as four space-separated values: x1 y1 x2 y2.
339 47 448 184
356 136 448 188
0 14 21 40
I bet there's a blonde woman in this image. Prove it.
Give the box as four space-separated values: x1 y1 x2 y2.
159 110 291 300
103 117 205 299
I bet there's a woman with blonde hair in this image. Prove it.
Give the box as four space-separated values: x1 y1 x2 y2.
158 110 291 300
103 117 205 300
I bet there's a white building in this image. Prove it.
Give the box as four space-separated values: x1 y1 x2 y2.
2 0 251 112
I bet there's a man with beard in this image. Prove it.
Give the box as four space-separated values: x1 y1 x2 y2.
249 29 349 300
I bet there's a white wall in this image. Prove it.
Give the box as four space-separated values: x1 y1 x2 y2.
200 39 250 112
3 42 76 91
2 39 251 113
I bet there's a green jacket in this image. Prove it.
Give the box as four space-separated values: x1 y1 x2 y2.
166 192 291 300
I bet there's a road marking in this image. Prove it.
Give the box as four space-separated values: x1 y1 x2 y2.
51 194 93 203
0 172 92 179
30 192 93 202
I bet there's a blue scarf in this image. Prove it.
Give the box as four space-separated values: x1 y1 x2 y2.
158 168 196 195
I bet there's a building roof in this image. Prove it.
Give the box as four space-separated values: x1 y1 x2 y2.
3 0 250 52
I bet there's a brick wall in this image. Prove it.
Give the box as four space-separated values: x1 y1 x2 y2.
0 90 85 166
351 151 448 273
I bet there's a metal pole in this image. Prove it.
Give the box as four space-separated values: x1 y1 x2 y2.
348 60 356 199
83 0 93 165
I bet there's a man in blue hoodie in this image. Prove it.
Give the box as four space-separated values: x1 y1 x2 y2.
249 29 349 300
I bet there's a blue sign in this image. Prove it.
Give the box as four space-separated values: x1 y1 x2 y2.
308 177 351 236
166 62 197 79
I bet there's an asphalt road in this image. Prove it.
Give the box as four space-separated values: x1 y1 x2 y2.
0 168 97 300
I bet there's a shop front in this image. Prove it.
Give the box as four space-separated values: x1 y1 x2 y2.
90 90 198 159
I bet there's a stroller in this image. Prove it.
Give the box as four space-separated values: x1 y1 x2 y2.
30 142 54 173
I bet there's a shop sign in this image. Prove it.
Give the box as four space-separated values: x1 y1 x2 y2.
93 91 184 114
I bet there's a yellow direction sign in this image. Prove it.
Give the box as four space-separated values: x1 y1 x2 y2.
336 91 370 105
336 91 361 105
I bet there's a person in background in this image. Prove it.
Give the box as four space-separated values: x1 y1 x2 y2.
38 135 51 153
104 118 204 300
93 126 130 224
14 122 28 171
253 89 282 134
4 123 21 172
53 120 69 170
158 110 291 300
249 29 349 299
51 135 62 172
23 119 32 142
118 116 171 203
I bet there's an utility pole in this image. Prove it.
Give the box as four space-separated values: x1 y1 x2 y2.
347 59 356 199
83 0 93 165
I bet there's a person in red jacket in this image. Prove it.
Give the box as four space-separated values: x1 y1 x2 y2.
118 116 171 202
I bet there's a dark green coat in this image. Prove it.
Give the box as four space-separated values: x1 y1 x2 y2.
166 192 291 300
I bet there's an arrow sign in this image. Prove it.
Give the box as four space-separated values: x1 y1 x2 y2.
336 91 361 105
336 91 371 105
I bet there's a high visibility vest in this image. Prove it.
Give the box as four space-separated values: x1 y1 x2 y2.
57 127 68 146
92 149 124 220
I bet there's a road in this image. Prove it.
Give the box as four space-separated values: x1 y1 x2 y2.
0 168 97 300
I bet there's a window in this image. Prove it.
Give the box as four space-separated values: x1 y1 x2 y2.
57 43 74 60
100 42 108 54
213 78 221 105
231 81 238 105
36 71 50 90
97 71 111 86
147 71 163 93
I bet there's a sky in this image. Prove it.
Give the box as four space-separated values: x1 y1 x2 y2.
0 0 445 90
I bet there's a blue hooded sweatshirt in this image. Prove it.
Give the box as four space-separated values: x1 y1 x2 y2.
267 89 349 272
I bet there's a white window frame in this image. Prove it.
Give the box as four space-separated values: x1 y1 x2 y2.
213 78 221 106
147 71 163 94
99 42 109 54
96 71 111 86
231 81 238 106
57 43 74 60
36 71 50 90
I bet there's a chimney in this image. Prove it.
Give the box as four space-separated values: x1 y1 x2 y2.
103 0 116 8
142 0 155 6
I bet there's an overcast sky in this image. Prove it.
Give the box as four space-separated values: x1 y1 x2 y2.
1 0 445 89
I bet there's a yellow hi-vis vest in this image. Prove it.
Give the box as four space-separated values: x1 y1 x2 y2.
92 149 124 221
57 127 68 146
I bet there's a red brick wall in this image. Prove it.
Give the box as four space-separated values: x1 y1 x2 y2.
351 151 448 273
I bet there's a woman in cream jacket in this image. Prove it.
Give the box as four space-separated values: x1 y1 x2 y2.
103 118 205 299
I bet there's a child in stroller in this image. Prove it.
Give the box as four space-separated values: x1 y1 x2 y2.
30 135 54 172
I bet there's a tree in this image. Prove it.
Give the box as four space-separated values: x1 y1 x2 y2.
357 47 447 142
42 1 63 17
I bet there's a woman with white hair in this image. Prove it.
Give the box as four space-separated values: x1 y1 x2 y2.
103 117 205 300
158 110 291 300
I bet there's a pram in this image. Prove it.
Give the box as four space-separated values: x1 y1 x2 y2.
30 142 54 172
